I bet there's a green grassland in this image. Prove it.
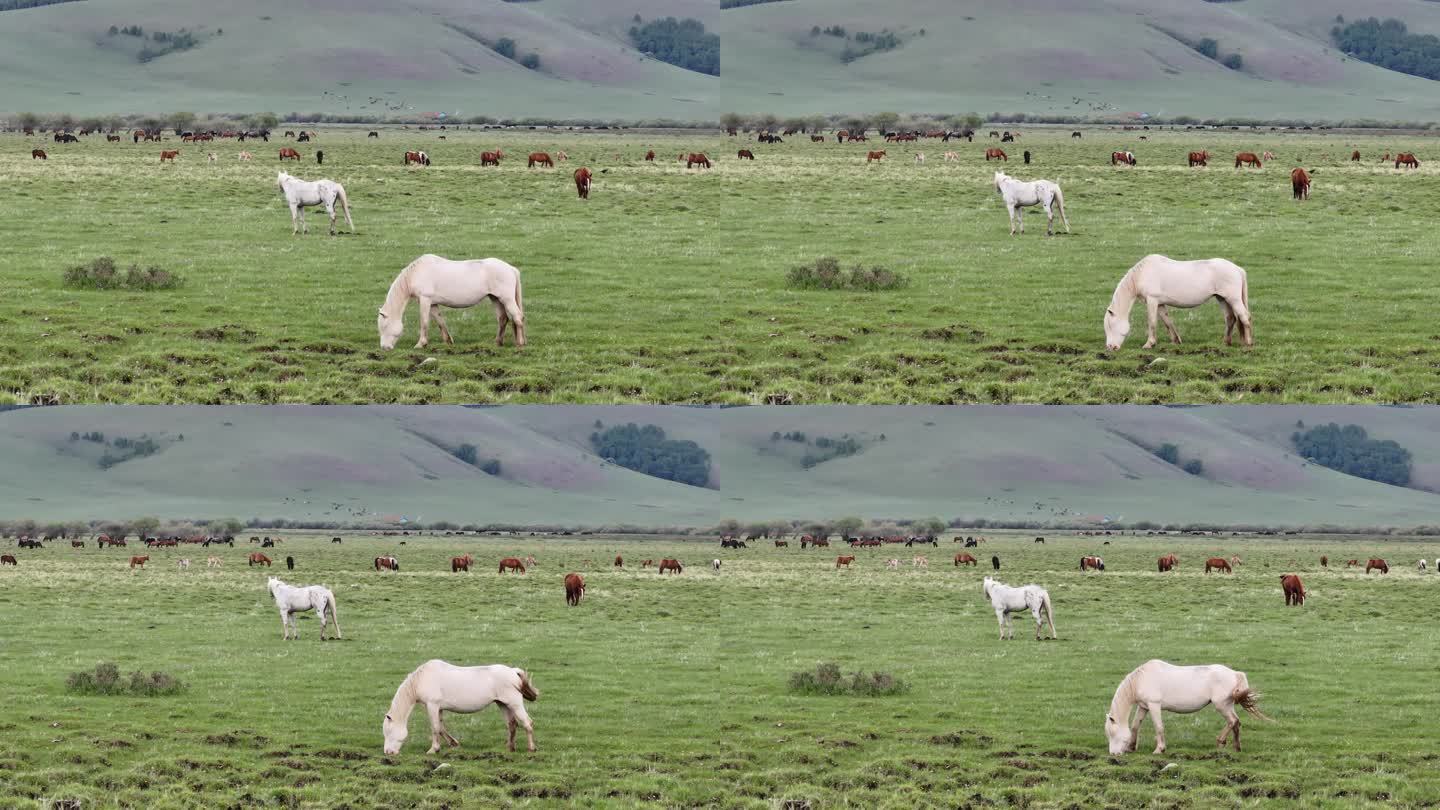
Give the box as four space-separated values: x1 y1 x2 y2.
718 0 1440 121
3 405 1440 531
4 128 1440 405
1 531 1437 808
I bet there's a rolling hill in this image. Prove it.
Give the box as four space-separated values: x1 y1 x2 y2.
718 0 1440 122
2 405 1438 530
0 0 717 119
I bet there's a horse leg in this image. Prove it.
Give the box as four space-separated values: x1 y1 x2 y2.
289 203 300 236
1042 201 1054 237
1129 705 1148 752
492 299 509 347
432 309 454 345
325 200 337 236
1148 705 1167 754
278 608 289 640
1142 299 1161 349
415 298 432 348
426 704 445 753
1157 305 1181 344
1227 295 1254 347
503 299 525 348
1218 297 1236 345
512 702 536 752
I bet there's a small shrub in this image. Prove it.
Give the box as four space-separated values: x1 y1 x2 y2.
67 662 186 696
787 257 907 291
62 257 182 290
1183 459 1204 476
788 663 908 696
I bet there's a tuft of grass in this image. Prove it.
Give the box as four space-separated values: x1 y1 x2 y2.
62 257 182 291
788 662 909 696
786 257 908 291
66 662 186 696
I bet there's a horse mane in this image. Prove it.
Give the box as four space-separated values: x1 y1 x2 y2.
386 665 421 721
1108 667 1138 720
381 260 420 318
518 669 539 701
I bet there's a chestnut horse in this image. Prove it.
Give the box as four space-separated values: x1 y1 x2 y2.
564 573 585 606
1320 555 1328 568
954 552 977 566
129 555 150 568
1234 152 1262 168
279 148 301 161
0 555 16 566
836 555 856 569
1281 574 1305 606
1111 151 1136 166
1291 168 1310 200
480 150 502 166
1080 555 1106 572
985 148 1007 161
1345 559 1360 568
1350 150 1361 162
1366 558 1388 574
160 150 179 162
866 150 886 163
774 540 788 548
1158 554 1178 572
1395 153 1419 169
686 153 711 169
451 555 472 573
499 557 526 574
574 167 592 199
659 558 683 574
31 149 47 160
1204 557 1232 574
644 150 655 161
614 555 623 568
528 152 553 168
249 552 272 567
737 149 754 160
375 555 399 572
1188 151 1208 167
404 150 430 166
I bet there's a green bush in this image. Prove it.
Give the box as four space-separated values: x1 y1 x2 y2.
67 662 186 696
591 423 711 487
1293 423 1411 486
787 257 907 291
788 663 908 696
1183 459 1204 476
63 257 182 291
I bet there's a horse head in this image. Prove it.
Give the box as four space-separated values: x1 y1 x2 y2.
382 712 408 755
1104 714 1132 755
378 308 403 350
993 172 1007 193
1103 307 1131 351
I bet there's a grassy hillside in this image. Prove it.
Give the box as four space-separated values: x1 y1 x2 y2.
3 405 1438 529
0 0 717 119
718 0 1440 121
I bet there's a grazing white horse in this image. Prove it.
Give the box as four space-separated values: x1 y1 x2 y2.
178 558 190 570
383 659 538 755
981 575 1056 640
1420 559 1428 572
378 254 525 349
994 171 1070 236
712 559 722 571
276 171 353 236
266 576 341 640
1104 255 1252 350
1106 659 1269 755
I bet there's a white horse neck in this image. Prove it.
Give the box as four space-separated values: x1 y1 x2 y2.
381 266 414 319
1108 668 1137 719
1108 269 1139 319
386 670 419 724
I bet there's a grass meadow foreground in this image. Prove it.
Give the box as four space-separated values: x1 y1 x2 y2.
3 128 1440 404
1 531 1437 808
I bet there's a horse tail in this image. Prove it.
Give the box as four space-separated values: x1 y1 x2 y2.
518 669 539 701
1232 684 1272 722
513 271 524 320
1041 590 1056 636
336 184 354 231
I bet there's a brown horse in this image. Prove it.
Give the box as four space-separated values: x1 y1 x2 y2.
686 153 711 169
1350 150 1361 162
160 150 179 162
737 149 754 160
1188 151 1208 167
1366 558 1389 574
374 555 399 572
278 148 301 161
1395 153 1420 169
641 559 654 568
1320 555 1328 568
659 558 683 574
129 555 150 569
0 555 16 566
644 150 655 161
480 150 502 166
249 552 272 567
836 555 856 569
574 167 592 199
1157 554 1178 572
1080 555 1106 572
1281 574 1305 606
774 540 788 548
1345 559 1360 568
71 540 85 549
528 152 554 168
1291 168 1310 200
498 557 527 574
564 573 585 606
451 555 473 573
866 150 887 163
31 149 47 160
985 148 1007 162
1111 151 1136 166
1234 152 1262 168
954 553 977 566
404 150 429 166
1205 557 1232 574
614 555 623 568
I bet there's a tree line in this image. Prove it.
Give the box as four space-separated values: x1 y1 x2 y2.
629 16 718 76
1292 422 1412 487
1333 16 1440 82
0 0 82 11
591 422 712 487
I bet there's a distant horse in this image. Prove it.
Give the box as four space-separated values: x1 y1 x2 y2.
0 555 16 566
1345 559 1360 568
1080 555 1106 572
384 660 537 755
737 149 754 160
1350 150 1361 162
982 576 1056 640
835 555 855 569
267 577 341 640
943 151 959 161
644 150 655 161
554 151 568 161
886 558 900 570
480 150 502 166
160 150 179 162
1111 151 1136 166
1262 151 1275 161
774 540 788 548
954 553 977 566
713 559 723 571
686 153 711 169
574 167 592 199
1188 151 1208 167
31 149 46 160
1158 554 1178 572
130 555 150 569
249 552 272 567
178 558 191 570
1234 152 1262 168
985 148 1007 162
1320 555 1327 567
1420 559 1428 572
377 254 525 350
614 555 623 568
1205 557 1232 574
865 150 886 163
528 152 554 168
368 131 379 138
375 555 399 572
1034 537 1045 544
1281 574 1305 606
994 171 1069 236
239 151 252 161
451 555 473 573
276 171 353 236
1103 254 1251 350
278 148 301 161
1366 558 1388 574
641 559 654 568
404 150 430 166
1291 168 1310 200
991 555 1000 570
659 558 683 574
207 556 221 567
71 540 85 549
498 557 526 574
1395 153 1420 169
565 573 585 605
1105 660 1268 755
913 556 928 568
